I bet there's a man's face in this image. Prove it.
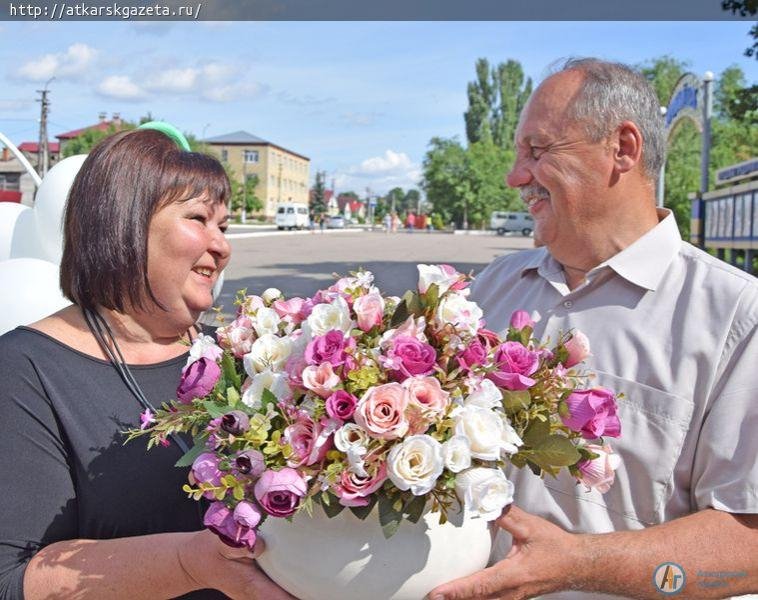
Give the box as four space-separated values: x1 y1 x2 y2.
507 71 615 257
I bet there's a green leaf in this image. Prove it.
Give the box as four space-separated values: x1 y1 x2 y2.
226 386 240 408
202 401 228 420
390 299 410 328
403 290 423 317
509 453 528 469
261 388 278 411
403 495 427 524
530 435 581 469
522 417 551 448
221 352 241 389
174 441 206 467
424 283 440 311
378 493 403 539
349 496 377 520
321 493 346 518
501 390 532 412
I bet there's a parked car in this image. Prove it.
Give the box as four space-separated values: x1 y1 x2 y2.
275 203 310 230
489 211 534 236
327 215 346 229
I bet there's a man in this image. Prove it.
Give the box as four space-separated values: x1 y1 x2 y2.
429 59 758 599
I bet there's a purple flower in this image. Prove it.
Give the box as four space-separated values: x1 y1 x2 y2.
221 410 250 436
562 388 621 440
388 336 437 381
487 341 540 390
139 408 155 430
254 468 307 518
235 449 266 477
176 357 221 403
305 330 349 367
203 501 260 550
457 338 488 371
325 390 358 420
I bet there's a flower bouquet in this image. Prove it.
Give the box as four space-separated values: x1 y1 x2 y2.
128 264 621 600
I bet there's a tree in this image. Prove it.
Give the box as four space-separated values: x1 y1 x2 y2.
464 58 495 145
310 171 328 217
61 122 134 158
722 0 758 58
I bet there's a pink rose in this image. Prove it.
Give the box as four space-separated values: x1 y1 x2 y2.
284 351 308 387
216 315 255 357
305 330 350 367
203 501 260 550
562 388 621 439
577 444 622 493
509 310 535 331
301 362 341 398
388 336 437 381
564 330 591 368
333 461 388 507
176 357 221 403
354 383 409 440
353 292 385 332
273 297 308 324
403 376 450 434
284 414 337 468
457 337 488 371
392 315 428 342
254 468 308 518
487 342 540 391
325 390 358 420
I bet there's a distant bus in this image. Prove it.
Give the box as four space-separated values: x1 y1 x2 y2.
275 203 309 230
490 211 534 236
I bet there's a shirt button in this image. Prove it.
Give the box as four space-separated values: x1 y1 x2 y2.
563 300 573 309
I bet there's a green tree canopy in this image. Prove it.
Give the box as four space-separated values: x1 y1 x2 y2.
310 171 328 217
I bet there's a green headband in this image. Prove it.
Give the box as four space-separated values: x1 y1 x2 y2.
138 121 191 152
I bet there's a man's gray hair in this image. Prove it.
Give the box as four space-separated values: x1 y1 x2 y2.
555 58 665 179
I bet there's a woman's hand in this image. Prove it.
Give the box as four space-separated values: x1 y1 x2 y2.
179 528 296 599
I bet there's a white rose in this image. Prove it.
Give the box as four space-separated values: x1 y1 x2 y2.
500 414 523 455
262 287 282 303
417 264 459 295
455 467 514 521
244 334 292 375
242 370 291 409
187 333 223 366
253 307 282 337
434 293 483 336
306 296 353 337
454 404 511 461
334 423 371 452
464 379 502 410
387 434 444 496
441 435 472 473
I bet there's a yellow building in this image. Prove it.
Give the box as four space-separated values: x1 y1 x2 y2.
203 130 310 219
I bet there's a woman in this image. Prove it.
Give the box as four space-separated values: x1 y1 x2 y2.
0 129 292 599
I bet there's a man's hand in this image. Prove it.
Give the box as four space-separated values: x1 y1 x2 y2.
427 505 587 600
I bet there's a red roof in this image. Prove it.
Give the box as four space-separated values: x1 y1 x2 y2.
18 142 60 153
56 120 121 140
0 191 22 203
309 189 335 204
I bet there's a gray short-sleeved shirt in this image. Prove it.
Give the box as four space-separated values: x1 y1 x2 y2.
471 211 758 592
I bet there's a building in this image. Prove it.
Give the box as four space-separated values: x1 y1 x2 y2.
202 131 310 220
0 142 59 206
56 113 124 154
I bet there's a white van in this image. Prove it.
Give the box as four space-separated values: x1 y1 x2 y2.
275 203 309 230
490 211 534 236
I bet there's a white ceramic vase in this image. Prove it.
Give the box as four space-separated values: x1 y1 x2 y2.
257 504 493 600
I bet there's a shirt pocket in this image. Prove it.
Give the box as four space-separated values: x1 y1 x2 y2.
544 370 694 526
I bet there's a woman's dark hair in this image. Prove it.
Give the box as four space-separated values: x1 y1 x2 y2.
60 128 231 313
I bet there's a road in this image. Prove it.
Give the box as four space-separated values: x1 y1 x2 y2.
212 230 534 319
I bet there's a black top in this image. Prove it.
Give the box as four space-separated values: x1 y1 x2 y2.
0 327 224 599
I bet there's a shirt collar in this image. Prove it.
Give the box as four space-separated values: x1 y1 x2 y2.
520 209 681 292
599 209 681 292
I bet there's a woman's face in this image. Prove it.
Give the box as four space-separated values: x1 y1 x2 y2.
146 193 231 325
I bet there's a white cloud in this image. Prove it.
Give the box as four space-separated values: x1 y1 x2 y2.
97 75 147 101
202 81 268 103
139 62 264 102
335 150 422 195
144 68 199 93
342 112 383 127
16 43 97 82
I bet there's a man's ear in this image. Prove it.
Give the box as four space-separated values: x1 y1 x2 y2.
612 120 643 174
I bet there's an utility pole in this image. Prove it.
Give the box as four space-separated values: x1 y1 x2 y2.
36 77 54 178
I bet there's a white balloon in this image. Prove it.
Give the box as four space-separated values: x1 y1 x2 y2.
32 154 87 264
0 202 30 261
0 258 71 335
9 209 50 260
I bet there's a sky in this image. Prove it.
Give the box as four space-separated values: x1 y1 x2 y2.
1 21 756 195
